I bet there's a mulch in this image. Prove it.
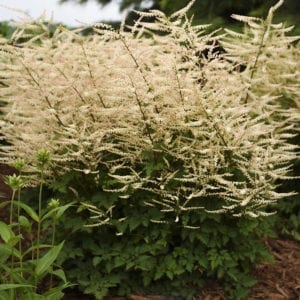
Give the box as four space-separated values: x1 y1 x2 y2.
0 164 299 300
249 238 300 300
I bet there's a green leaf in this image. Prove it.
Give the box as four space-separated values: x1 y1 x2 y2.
19 215 32 233
227 270 238 281
154 269 164 280
128 216 142 231
92 256 102 267
21 293 46 300
50 269 67 283
42 203 74 222
114 256 125 268
0 291 9 300
55 203 74 219
43 286 65 300
0 201 10 209
23 244 51 258
0 244 21 260
0 244 11 263
18 203 39 222
35 241 64 277
0 221 14 243
125 260 135 270
197 256 209 269
0 284 34 291
21 284 70 300
166 270 174 280
8 234 22 247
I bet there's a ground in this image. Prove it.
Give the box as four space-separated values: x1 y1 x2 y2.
1 164 299 300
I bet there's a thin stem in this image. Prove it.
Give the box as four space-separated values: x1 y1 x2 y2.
9 190 16 225
81 43 107 108
17 187 23 277
21 61 66 127
54 65 97 122
197 96 228 148
129 78 154 145
49 216 56 289
195 89 233 163
9 190 16 300
173 63 189 123
244 23 268 104
121 37 160 114
36 169 44 262
35 168 44 291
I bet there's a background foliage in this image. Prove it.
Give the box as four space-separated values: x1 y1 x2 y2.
59 0 300 31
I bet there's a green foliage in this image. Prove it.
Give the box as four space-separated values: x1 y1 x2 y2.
0 155 72 300
273 156 300 241
51 169 275 299
277 195 300 241
0 22 14 39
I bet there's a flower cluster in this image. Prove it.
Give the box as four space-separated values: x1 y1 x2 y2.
0 1 298 221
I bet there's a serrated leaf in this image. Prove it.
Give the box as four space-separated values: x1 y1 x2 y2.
154 269 164 280
166 270 174 280
197 256 209 268
129 216 141 231
228 270 238 281
92 256 102 267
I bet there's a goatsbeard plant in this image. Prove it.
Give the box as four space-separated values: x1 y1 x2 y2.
0 0 298 224
0 1 299 298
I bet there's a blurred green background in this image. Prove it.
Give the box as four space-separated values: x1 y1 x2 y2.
1 0 299 35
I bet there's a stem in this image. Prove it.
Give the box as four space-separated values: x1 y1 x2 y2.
49 216 56 289
35 168 44 290
244 23 268 104
21 61 66 127
173 63 188 123
54 64 97 121
81 43 107 108
9 190 16 225
17 187 23 277
129 78 154 145
36 169 44 262
121 37 160 114
9 190 16 300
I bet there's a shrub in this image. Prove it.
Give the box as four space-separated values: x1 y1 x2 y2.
0 0 298 299
51 171 275 299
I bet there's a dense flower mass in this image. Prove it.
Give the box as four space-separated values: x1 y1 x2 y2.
0 0 298 221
